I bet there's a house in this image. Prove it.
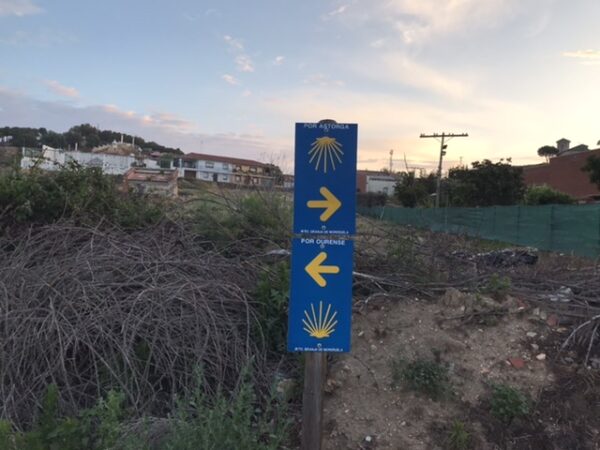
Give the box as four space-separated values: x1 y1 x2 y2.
174 153 278 187
356 170 397 196
522 139 600 202
123 168 178 197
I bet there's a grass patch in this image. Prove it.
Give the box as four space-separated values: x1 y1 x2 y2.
392 358 450 400
445 420 471 450
490 384 530 424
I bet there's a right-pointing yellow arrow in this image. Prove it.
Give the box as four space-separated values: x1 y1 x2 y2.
307 187 342 222
305 251 340 287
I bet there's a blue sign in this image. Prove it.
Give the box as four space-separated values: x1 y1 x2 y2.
287 238 354 352
293 123 358 236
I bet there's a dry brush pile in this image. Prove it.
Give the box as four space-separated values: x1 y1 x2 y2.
0 220 274 428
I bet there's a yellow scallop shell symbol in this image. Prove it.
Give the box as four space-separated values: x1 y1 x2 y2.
309 136 344 173
303 301 338 339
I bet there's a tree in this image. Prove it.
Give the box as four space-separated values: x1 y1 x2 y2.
537 145 559 162
394 171 434 207
448 159 525 207
582 155 600 189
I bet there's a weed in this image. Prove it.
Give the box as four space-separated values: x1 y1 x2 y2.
163 370 289 450
392 358 450 400
252 262 290 354
482 274 511 301
490 384 530 423
446 420 471 450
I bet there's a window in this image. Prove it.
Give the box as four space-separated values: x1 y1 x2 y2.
222 163 229 170
252 177 259 184
250 166 257 173
235 175 241 182
205 161 214 168
222 175 229 182
203 172 209 179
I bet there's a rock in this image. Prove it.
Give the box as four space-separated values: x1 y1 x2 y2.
325 377 342 394
536 353 547 361
508 357 526 369
275 378 297 402
531 343 539 351
547 314 559 327
441 287 471 307
526 331 537 338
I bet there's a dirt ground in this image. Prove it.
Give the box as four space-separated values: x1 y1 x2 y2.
321 290 600 449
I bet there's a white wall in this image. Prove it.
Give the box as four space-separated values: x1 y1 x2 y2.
366 176 397 196
21 147 159 175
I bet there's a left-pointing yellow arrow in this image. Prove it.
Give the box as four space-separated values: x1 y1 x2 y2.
305 251 340 287
307 187 342 222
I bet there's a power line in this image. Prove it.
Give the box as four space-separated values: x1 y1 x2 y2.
420 132 468 208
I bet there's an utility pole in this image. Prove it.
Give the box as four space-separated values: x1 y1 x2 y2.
420 132 468 207
389 149 394 173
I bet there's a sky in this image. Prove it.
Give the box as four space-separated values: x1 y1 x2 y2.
1 0 599 173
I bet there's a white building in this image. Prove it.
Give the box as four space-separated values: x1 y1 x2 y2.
21 146 159 175
357 170 398 196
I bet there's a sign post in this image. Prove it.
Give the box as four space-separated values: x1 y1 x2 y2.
288 121 357 450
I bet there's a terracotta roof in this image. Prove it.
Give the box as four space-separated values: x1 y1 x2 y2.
124 168 178 183
183 152 268 167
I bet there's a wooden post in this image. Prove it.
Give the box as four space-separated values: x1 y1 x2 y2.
301 352 327 450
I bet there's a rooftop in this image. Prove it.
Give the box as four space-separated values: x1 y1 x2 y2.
183 152 268 167
124 168 178 183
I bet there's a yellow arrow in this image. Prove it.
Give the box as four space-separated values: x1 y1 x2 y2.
307 187 342 222
305 252 340 287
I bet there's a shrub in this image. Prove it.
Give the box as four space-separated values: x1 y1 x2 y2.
392 358 450 400
0 162 163 231
163 372 289 450
523 185 574 205
482 274 511 301
490 384 530 423
446 420 471 450
252 262 290 354
356 192 387 207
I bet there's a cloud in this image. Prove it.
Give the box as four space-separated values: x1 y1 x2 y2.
223 34 243 51
235 55 254 72
273 56 285 66
350 52 470 100
562 49 600 60
43 80 79 98
304 73 345 87
331 0 552 45
0 87 284 158
0 0 42 17
322 4 348 20
221 74 239 85
370 39 385 49
242 90 252 97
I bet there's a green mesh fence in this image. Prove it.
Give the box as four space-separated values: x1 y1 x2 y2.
358 204 600 258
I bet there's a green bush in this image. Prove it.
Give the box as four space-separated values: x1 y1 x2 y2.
490 384 530 423
392 358 450 400
0 385 137 450
0 163 163 231
252 262 290 354
523 185 574 205
186 192 291 247
164 372 288 450
1 375 290 450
